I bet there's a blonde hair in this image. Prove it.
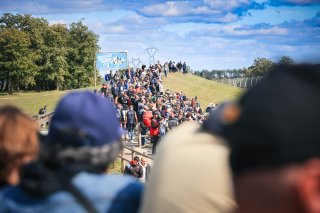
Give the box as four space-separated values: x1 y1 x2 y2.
0 106 39 182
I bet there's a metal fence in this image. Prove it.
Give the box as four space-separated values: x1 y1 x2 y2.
213 76 264 88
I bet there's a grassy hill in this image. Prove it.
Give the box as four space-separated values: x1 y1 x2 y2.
163 72 243 109
0 73 243 116
0 86 99 116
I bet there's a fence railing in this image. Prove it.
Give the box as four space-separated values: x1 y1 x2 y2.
213 76 265 88
32 111 54 128
33 111 153 173
119 144 153 172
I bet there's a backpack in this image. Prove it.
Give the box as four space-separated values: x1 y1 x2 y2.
143 112 152 128
160 123 167 136
127 110 135 124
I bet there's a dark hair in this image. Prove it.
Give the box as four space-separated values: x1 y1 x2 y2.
134 156 140 161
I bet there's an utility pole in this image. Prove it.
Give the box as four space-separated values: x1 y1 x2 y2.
144 47 159 66
131 58 142 69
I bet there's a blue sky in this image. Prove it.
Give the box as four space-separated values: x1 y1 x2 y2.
1 0 319 70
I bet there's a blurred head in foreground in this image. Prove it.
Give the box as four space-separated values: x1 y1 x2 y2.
0 106 38 186
43 91 123 171
0 92 143 213
140 122 236 213
224 64 320 213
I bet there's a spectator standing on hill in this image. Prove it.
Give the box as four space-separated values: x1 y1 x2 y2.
183 62 187 74
177 61 182 72
172 62 177 73
0 106 39 189
164 62 168 77
125 105 138 142
0 92 143 213
124 156 143 180
223 64 320 213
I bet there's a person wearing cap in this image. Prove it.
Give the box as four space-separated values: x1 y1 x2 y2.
223 64 320 213
0 91 143 213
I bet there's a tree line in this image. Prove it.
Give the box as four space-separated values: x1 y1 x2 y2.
0 13 99 94
194 56 295 80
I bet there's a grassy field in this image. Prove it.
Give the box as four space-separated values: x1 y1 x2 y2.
0 73 243 116
0 86 99 116
163 72 243 109
108 159 122 174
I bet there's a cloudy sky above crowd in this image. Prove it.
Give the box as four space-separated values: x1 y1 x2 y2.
1 0 319 70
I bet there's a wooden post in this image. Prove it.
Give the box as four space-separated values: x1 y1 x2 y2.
131 149 134 161
121 146 124 173
138 123 141 147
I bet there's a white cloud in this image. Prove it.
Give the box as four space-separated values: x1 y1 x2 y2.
140 2 209 17
48 19 68 25
204 0 251 10
227 26 288 36
190 24 289 38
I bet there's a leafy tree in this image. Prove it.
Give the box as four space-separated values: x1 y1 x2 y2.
278 56 295 65
42 24 70 90
67 20 99 88
0 28 36 94
247 57 275 76
0 13 100 93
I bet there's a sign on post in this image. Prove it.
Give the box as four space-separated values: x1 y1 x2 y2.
96 52 128 70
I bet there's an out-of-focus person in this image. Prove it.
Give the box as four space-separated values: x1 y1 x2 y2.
124 156 143 180
139 157 151 183
0 106 39 188
140 122 236 213
223 64 320 213
0 91 143 213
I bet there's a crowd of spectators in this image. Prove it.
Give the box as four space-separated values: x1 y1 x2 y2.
0 64 319 213
95 61 205 154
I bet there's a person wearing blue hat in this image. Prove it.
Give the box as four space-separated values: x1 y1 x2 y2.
0 91 143 213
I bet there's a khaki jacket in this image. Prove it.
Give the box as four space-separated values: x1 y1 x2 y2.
140 122 236 213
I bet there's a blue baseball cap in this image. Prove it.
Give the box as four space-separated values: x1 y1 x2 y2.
48 91 122 147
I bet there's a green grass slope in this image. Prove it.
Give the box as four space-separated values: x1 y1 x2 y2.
163 72 244 109
0 73 243 116
0 86 98 116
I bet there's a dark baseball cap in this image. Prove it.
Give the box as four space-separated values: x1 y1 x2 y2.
48 91 122 147
224 64 320 175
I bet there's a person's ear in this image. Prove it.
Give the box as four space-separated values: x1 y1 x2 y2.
295 159 320 213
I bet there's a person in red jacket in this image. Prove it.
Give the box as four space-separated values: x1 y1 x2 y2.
142 108 152 128
150 111 160 155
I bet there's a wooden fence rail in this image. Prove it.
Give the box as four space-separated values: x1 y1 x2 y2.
33 111 153 173
32 111 54 128
119 143 153 173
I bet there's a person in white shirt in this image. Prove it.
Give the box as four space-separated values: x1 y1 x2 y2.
139 157 151 183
